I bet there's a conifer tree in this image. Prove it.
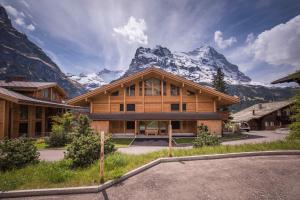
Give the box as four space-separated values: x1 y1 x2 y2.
212 68 227 94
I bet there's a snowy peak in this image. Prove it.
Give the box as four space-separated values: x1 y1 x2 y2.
126 45 251 84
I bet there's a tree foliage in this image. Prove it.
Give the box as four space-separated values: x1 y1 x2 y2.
288 90 300 140
212 68 227 94
193 124 220 148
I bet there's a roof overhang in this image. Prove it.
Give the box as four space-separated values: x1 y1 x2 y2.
89 112 224 121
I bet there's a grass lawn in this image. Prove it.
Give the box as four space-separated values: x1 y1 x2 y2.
34 139 67 150
1 139 300 191
174 137 195 144
111 138 134 148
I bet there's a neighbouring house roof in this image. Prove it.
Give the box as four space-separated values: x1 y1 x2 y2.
0 80 67 97
89 112 224 121
271 71 300 85
0 87 74 108
232 100 293 122
68 66 239 106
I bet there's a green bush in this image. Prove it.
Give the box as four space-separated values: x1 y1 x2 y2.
45 124 68 147
288 90 300 140
65 134 115 168
193 124 220 148
0 138 39 171
74 114 93 136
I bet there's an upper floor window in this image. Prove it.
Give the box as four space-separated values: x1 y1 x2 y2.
43 89 49 98
139 81 143 96
182 103 186 112
171 104 180 111
187 90 195 96
170 84 180 96
120 104 124 112
145 78 161 96
126 84 135 96
111 91 119 96
127 104 135 111
20 105 28 120
163 81 167 96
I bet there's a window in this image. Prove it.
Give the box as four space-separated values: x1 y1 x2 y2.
127 104 135 111
36 107 43 119
43 89 49 98
35 122 42 136
171 121 180 129
171 84 180 96
120 104 124 112
126 121 135 129
139 81 143 96
126 84 135 96
187 90 195 96
111 91 119 96
20 105 28 120
265 121 269 127
182 103 186 112
270 121 274 126
171 104 180 111
163 81 167 96
144 78 161 96
19 122 28 137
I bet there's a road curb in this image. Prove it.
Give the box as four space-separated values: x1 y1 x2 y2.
1 150 300 198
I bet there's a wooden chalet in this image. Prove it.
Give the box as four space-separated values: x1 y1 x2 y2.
68 67 239 136
232 100 292 130
0 81 74 139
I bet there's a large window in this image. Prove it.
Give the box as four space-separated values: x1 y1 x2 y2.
144 78 161 96
127 104 135 111
163 81 167 96
171 84 180 96
171 104 180 111
171 121 181 129
120 104 124 112
139 81 143 96
126 121 135 129
43 89 49 98
182 103 186 112
126 84 135 96
20 105 28 120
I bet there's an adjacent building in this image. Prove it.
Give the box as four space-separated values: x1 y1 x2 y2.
232 100 292 130
68 67 239 136
0 81 74 139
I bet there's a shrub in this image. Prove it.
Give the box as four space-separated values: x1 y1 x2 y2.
45 124 68 147
74 114 93 136
0 138 39 171
193 124 220 148
288 90 300 140
65 134 115 168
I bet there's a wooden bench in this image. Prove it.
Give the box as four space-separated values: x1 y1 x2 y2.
145 129 158 136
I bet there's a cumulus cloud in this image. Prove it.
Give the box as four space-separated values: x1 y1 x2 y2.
245 15 300 68
3 4 35 31
113 16 148 45
214 30 237 49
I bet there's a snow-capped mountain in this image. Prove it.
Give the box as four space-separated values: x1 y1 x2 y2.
125 45 251 84
0 6 85 97
67 68 124 90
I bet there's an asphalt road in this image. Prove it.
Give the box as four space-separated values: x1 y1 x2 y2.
9 155 300 200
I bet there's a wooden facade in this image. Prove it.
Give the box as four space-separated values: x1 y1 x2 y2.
69 67 239 136
0 81 71 139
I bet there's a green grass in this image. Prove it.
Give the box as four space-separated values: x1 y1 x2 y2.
112 138 134 148
221 133 249 142
34 138 67 150
1 139 300 191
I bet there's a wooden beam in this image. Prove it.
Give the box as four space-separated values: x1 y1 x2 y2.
161 79 163 112
123 120 126 133
213 99 217 112
142 79 145 112
196 93 198 112
100 131 105 183
90 101 93 113
108 94 111 113
41 107 45 137
135 120 137 136
180 87 183 112
123 87 126 112
168 121 172 157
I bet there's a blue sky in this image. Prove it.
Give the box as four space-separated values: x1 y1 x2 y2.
1 0 300 84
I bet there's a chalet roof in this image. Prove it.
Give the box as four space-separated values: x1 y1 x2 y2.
0 87 74 108
232 100 293 122
90 112 224 121
68 66 239 106
271 71 300 85
0 80 67 97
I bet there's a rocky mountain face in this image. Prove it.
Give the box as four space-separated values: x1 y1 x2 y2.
67 68 124 90
0 6 85 98
126 45 251 84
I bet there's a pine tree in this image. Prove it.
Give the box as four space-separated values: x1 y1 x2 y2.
212 68 227 94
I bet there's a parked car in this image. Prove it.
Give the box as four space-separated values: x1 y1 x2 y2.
239 122 250 132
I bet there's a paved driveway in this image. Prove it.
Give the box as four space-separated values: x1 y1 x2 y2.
39 149 65 161
12 155 300 200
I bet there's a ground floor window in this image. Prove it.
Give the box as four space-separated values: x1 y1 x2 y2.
126 121 135 129
35 121 42 136
171 121 181 129
19 122 28 137
127 104 135 111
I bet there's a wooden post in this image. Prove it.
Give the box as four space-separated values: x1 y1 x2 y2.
168 121 172 157
134 120 137 136
142 79 145 112
123 87 126 112
213 99 216 112
196 92 198 112
100 131 105 183
161 78 163 112
108 94 111 113
180 87 183 112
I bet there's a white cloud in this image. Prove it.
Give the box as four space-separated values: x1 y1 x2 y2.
3 4 35 31
3 5 18 17
113 16 148 45
26 24 35 31
214 30 237 49
246 15 300 67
